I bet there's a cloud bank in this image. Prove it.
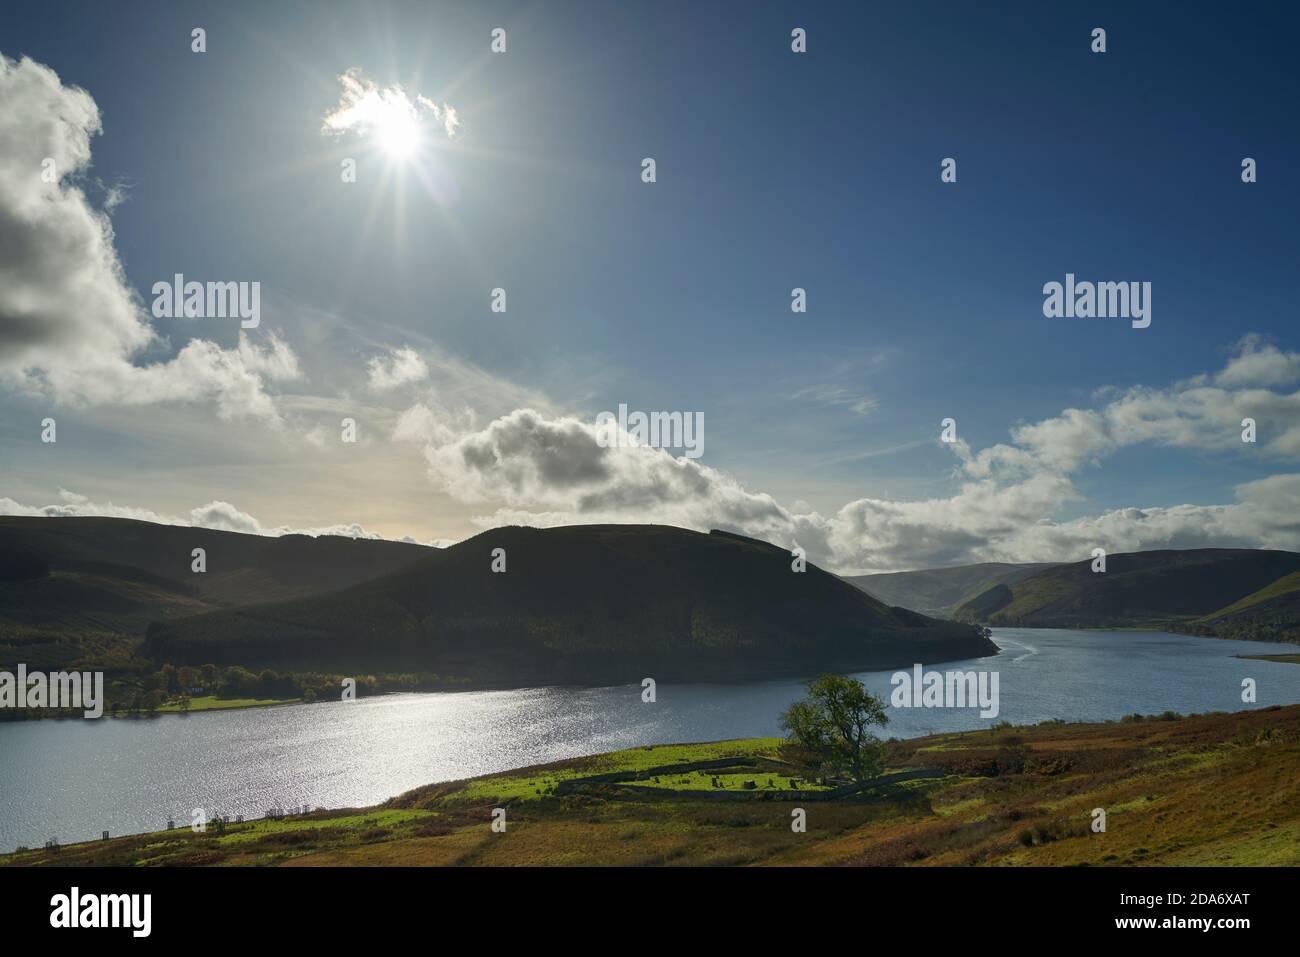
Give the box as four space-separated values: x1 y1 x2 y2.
0 53 298 422
393 336 1300 573
0 489 447 546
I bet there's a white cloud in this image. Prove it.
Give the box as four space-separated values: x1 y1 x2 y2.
966 336 1300 476
392 402 462 446
0 490 180 525
188 500 264 535
1008 408 1112 473
0 53 298 423
980 472 1300 562
397 407 791 536
789 383 878 416
322 69 460 144
1101 380 1300 458
367 346 429 392
0 491 446 545
237 332 301 382
1214 334 1300 388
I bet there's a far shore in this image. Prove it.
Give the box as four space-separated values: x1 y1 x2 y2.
1237 652 1300 665
1 643 1004 721
9 627 1300 723
155 694 302 714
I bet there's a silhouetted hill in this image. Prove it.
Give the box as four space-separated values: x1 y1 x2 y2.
845 562 1058 618
143 524 996 685
0 516 430 635
951 548 1300 641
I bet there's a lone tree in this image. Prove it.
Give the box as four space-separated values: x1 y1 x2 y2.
780 674 889 783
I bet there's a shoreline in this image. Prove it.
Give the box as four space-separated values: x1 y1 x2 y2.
10 626 1300 723
0 638 1001 721
1237 652 1300 665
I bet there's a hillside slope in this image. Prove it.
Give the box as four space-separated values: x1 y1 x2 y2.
143 524 996 685
952 548 1300 640
845 562 1058 618
0 516 430 636
1189 570 1300 642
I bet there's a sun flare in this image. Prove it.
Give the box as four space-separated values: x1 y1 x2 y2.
374 109 421 159
322 70 458 165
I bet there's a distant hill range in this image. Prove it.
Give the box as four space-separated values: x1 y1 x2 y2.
845 563 1060 619
0 516 428 637
0 517 993 685
935 548 1300 642
142 525 993 684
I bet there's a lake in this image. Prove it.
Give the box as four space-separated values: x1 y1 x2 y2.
3 627 1300 852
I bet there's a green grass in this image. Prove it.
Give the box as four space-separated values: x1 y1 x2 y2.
618 769 831 792
154 694 300 713
212 809 434 845
448 738 785 804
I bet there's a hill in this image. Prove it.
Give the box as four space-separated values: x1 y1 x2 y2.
0 516 431 638
845 562 1058 618
1189 570 1300 642
142 524 996 685
951 548 1300 640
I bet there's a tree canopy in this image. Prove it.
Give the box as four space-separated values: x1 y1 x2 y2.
780 674 889 783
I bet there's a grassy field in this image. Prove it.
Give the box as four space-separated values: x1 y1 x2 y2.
6 704 1300 867
155 694 301 714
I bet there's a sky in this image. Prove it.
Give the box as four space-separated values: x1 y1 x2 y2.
1 0 1298 573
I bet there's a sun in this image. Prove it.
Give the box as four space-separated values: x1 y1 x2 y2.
322 70 461 170
374 109 422 160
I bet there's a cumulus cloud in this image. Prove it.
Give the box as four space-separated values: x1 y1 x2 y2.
397 406 1074 572
395 406 792 536
994 478 1300 561
0 53 298 422
1214 334 1300 388
187 500 264 535
961 337 1300 478
367 346 429 392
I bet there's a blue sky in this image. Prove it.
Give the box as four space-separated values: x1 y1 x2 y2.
1 0 1298 571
